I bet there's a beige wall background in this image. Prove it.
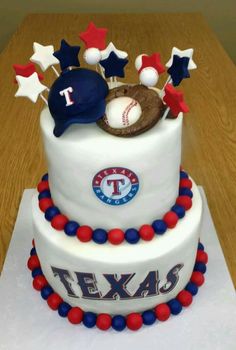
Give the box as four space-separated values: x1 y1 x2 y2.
0 0 235 62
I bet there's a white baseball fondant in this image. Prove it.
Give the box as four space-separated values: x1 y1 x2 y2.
83 48 102 65
32 180 202 315
139 67 159 87
105 97 142 129
40 96 182 229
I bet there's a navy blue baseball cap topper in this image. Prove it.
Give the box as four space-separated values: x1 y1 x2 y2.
48 68 109 137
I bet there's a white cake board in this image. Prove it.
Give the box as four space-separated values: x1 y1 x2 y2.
0 188 236 350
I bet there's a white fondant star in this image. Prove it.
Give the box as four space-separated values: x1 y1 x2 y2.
15 72 48 103
166 47 197 70
100 42 128 60
30 42 59 71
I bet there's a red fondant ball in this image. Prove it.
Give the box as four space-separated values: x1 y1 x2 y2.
163 211 178 228
33 275 48 291
47 293 63 310
176 196 192 210
191 271 205 286
177 290 193 307
37 180 49 193
27 255 40 271
51 214 69 230
76 225 93 242
96 313 112 330
126 313 143 331
196 250 208 264
180 178 192 189
68 307 83 324
108 229 124 245
39 198 54 212
139 225 155 241
154 304 171 321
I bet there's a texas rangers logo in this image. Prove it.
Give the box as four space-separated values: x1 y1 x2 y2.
92 167 139 206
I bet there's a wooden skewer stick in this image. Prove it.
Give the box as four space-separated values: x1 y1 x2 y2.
40 93 48 105
161 76 172 92
51 65 60 77
161 106 170 121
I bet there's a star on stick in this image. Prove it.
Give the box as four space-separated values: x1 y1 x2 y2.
166 47 197 70
162 83 189 119
79 22 108 50
30 42 59 75
53 39 80 71
15 72 48 103
139 53 165 74
13 62 44 83
100 51 128 78
167 55 190 86
101 42 128 60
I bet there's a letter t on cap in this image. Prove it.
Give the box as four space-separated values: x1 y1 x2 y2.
59 86 74 106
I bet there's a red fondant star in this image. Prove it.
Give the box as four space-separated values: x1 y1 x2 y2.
163 84 189 117
79 22 108 50
139 53 165 74
13 63 44 84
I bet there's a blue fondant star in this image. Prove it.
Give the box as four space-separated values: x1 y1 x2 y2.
167 55 190 86
100 51 128 78
53 39 80 70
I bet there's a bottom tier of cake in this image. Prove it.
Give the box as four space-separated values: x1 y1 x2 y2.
32 178 203 316
28 241 207 331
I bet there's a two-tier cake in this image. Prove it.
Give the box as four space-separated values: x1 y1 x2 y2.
14 22 208 331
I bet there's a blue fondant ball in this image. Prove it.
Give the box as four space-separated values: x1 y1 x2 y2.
142 310 156 325
194 262 207 274
198 242 204 251
45 206 60 221
171 204 185 219
38 190 51 200
92 229 107 244
168 299 182 315
30 247 37 256
179 187 193 198
152 220 167 234
83 312 97 328
32 267 42 278
58 302 71 317
41 285 54 300
185 282 198 296
64 221 79 236
180 171 188 179
112 315 126 331
41 174 48 181
125 228 140 244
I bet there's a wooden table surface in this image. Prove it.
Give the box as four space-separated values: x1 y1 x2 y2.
0 13 236 286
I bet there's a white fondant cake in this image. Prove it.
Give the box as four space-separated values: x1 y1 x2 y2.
33 179 202 315
13 22 203 329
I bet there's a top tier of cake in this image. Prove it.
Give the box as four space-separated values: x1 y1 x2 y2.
40 102 183 230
